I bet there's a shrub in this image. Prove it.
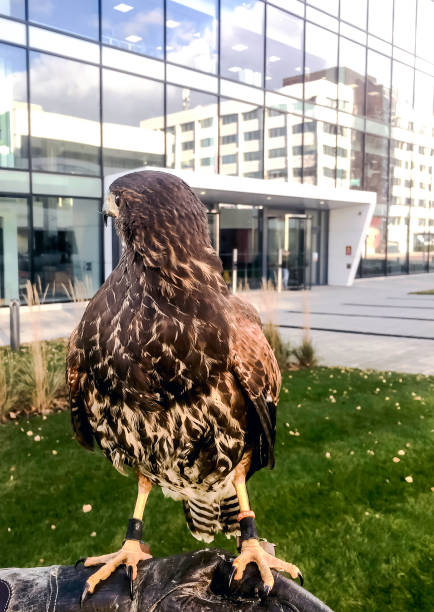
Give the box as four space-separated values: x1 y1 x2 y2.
292 335 318 368
0 350 20 421
263 321 291 371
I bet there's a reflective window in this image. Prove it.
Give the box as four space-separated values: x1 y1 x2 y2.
387 204 409 274
338 38 366 116
368 0 393 42
32 197 101 302
305 24 338 108
219 98 263 178
416 0 434 60
362 215 386 276
102 0 164 59
414 71 433 120
408 207 430 272
365 134 388 203
103 70 164 175
29 52 100 175
220 0 264 87
366 50 391 123
391 61 414 129
340 0 367 30
167 86 218 172
337 129 363 190
166 0 217 73
266 6 303 96
390 139 412 206
306 0 338 16
219 205 261 288
393 0 416 52
0 43 28 169
29 0 99 40
0 196 29 304
264 109 303 183
0 0 24 19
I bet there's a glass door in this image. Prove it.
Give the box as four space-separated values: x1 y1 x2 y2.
0 196 30 305
283 214 312 289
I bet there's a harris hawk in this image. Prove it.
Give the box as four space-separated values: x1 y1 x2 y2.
66 170 302 604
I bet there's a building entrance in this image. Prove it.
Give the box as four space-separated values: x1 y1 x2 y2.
267 213 312 290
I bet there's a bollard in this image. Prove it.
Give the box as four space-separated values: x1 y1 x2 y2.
10 298 20 351
232 248 238 294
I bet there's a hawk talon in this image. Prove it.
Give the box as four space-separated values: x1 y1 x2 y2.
297 571 304 587
75 557 86 569
228 565 237 589
79 583 90 608
126 565 134 600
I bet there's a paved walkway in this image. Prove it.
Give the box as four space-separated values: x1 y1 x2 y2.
1 274 433 374
244 273 434 375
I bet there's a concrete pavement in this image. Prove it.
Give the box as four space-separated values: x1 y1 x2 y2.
244 273 434 375
1 273 433 374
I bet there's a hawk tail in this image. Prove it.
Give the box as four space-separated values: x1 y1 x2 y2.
183 493 240 543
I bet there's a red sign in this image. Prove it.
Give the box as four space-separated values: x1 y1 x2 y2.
346 245 352 256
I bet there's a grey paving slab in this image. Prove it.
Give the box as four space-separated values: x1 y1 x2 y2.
242 273 434 375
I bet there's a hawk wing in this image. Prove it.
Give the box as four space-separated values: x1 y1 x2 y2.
66 325 94 451
229 295 281 475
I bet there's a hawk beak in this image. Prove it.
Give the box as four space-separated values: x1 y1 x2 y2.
103 192 119 227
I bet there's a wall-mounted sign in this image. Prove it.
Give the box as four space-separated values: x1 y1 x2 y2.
346 245 352 256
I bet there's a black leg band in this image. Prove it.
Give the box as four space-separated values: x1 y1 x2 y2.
239 516 259 542
125 518 143 541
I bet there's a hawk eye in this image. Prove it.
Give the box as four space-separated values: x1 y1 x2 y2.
115 195 120 205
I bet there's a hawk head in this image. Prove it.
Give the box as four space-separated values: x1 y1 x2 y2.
104 170 220 278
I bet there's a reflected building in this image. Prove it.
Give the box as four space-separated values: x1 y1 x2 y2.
0 0 433 303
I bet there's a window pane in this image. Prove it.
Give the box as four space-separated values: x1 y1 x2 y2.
266 6 303 95
365 134 388 203
368 0 393 41
366 50 391 123
0 43 28 169
338 38 366 116
414 71 433 119
220 0 264 87
166 0 217 73
219 98 263 178
0 0 24 19
32 196 101 301
391 61 414 129
167 86 218 172
102 0 164 59
340 0 367 29
393 0 416 52
305 23 338 109
0 196 29 304
337 129 363 190
264 109 302 183
416 0 434 60
390 139 411 206
408 206 430 273
219 205 261 288
306 0 338 16
362 216 386 276
29 0 99 40
103 69 164 175
29 52 100 175
387 203 409 274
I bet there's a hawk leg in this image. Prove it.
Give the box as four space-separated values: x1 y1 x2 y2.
77 474 152 606
231 451 303 597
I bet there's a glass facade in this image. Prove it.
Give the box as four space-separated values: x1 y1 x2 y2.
0 0 433 300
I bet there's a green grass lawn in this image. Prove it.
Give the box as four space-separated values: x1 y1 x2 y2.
0 367 433 611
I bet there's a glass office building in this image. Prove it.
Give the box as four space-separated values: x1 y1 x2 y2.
0 0 433 303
